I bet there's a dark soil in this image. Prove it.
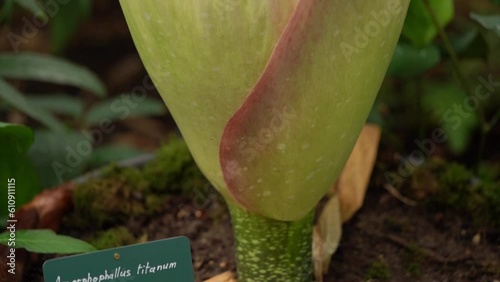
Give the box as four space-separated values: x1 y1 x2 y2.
24 182 500 282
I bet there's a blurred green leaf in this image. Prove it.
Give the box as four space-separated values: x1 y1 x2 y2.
88 144 146 168
422 82 478 154
450 28 489 60
0 122 33 152
388 42 441 78
0 52 106 97
51 0 92 53
0 229 96 254
0 79 65 131
470 13 500 36
27 94 84 118
84 97 166 126
0 122 40 216
29 130 92 188
0 0 15 23
14 0 47 19
402 0 454 47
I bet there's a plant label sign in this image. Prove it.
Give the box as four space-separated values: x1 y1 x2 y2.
43 236 194 282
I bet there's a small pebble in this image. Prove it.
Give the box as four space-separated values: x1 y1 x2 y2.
219 260 227 268
472 233 481 245
195 210 203 218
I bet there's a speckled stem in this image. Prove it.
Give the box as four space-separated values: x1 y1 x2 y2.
228 203 314 282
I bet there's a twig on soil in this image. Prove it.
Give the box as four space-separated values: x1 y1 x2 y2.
359 226 470 264
383 184 418 207
382 233 469 264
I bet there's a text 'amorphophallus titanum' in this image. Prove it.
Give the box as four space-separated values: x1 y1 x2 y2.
120 1 409 281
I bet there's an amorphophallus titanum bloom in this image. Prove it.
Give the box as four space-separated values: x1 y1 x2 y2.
120 1 409 281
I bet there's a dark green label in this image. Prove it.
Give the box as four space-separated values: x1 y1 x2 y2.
43 236 194 282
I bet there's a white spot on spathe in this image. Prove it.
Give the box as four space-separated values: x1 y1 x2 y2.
191 101 198 107
288 169 295 174
257 178 263 183
249 186 255 190
277 143 286 150
306 172 315 180
144 12 151 21
263 191 272 197
288 195 295 199
316 157 324 163
302 143 310 150
311 123 316 128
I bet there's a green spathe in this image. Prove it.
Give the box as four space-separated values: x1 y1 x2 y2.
119 0 409 220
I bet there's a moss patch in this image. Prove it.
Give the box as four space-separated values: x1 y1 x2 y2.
86 226 136 250
427 161 500 227
366 259 391 281
67 137 210 230
143 137 207 194
403 243 423 279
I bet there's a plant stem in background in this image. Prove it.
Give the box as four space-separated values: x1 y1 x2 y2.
228 203 314 282
415 77 426 140
423 0 491 166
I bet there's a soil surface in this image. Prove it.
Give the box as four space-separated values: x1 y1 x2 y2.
23 183 500 282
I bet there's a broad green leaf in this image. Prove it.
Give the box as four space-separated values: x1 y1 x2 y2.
0 122 33 152
422 82 478 154
84 97 166 126
51 0 92 53
0 123 40 216
470 13 500 36
29 130 92 188
27 94 84 118
88 144 146 168
0 79 65 132
0 52 106 97
402 0 454 47
14 0 47 19
120 0 300 202
0 229 96 254
388 42 441 78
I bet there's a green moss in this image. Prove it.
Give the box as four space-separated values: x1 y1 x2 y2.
427 161 500 227
68 166 161 229
67 138 209 230
87 226 136 250
366 259 391 281
143 137 208 194
404 243 423 278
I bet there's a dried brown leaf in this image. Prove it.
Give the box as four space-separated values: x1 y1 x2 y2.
204 271 237 282
333 124 381 222
313 194 342 280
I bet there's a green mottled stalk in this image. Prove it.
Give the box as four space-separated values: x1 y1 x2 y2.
228 203 314 282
